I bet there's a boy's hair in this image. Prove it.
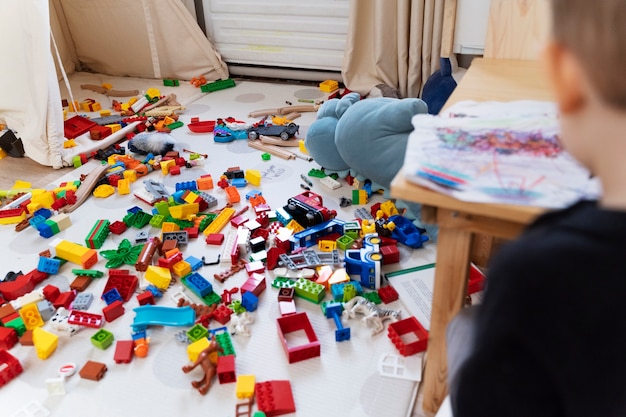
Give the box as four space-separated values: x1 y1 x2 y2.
551 0 626 109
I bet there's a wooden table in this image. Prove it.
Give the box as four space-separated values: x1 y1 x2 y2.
390 57 555 413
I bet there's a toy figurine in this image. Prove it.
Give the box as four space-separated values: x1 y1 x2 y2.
182 335 223 395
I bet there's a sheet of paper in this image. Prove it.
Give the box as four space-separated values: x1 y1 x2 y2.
403 101 601 208
386 264 436 331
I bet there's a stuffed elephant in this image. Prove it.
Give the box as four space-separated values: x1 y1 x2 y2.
305 92 438 241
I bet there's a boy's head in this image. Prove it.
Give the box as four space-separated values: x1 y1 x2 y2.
544 0 626 171
548 0 626 110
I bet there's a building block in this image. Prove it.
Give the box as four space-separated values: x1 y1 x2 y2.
136 290 155 305
53 291 76 309
276 312 320 363
145 265 172 290
187 337 211 362
255 380 296 417
241 273 266 298
0 350 23 387
68 310 104 328
101 272 138 302
387 316 429 356
79 360 107 381
37 256 61 274
236 374 256 399
187 324 209 343
33 327 59 359
72 292 94 310
241 291 259 312
91 329 114 349
323 302 350 342
51 238 98 268
102 300 125 322
378 285 399 304
0 327 18 350
19 303 44 330
217 354 236 384
114 340 134 364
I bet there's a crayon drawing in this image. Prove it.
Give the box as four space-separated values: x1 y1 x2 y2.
403 111 599 208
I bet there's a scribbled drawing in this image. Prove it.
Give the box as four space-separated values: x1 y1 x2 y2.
403 112 599 208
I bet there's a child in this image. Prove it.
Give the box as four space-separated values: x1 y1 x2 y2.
448 0 626 416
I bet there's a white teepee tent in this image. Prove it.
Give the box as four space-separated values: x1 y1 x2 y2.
0 0 228 168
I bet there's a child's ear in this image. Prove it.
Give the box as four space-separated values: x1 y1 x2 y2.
542 40 586 114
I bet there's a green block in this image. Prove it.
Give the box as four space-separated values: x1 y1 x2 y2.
132 211 152 228
294 278 325 304
73 155 83 168
198 213 217 232
271 277 296 289
229 300 246 314
166 121 184 130
163 79 180 86
5 317 26 336
187 324 208 342
150 214 165 228
154 201 170 217
307 168 326 178
215 331 235 356
362 291 382 304
91 329 114 349
180 275 221 306
72 269 104 278
336 235 355 251
44 219 60 235
261 152 271 161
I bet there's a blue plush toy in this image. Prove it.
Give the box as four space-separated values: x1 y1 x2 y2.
305 92 438 241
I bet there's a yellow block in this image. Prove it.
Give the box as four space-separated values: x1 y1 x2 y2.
145 265 172 290
33 327 59 359
52 238 98 268
99 109 112 117
236 375 256 399
0 148 7 159
145 88 161 100
299 139 308 155
172 260 191 278
123 170 138 183
161 222 180 232
169 203 199 220
63 139 77 149
160 159 176 175
203 207 235 235
245 169 261 187
13 180 32 189
118 179 130 195
106 124 121 133
187 337 210 362
19 303 44 330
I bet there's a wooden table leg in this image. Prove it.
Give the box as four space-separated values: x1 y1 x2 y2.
422 209 473 413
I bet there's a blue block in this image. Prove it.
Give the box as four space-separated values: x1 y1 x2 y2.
29 215 46 228
331 281 363 301
127 206 143 214
241 291 259 312
245 190 262 200
231 178 247 188
102 288 123 305
37 223 54 238
33 208 52 219
185 256 203 272
186 272 212 298
146 285 163 298
175 181 197 191
37 257 61 274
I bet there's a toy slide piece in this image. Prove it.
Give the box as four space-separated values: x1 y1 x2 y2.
131 305 195 331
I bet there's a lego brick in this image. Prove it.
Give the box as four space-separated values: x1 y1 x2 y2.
79 360 107 381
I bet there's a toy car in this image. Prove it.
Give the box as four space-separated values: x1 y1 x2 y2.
247 122 299 141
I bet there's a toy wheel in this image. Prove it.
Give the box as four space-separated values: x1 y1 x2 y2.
367 252 383 262
248 131 258 140
280 131 289 140
366 236 381 245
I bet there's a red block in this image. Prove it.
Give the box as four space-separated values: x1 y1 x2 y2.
378 285 399 304
136 291 155 306
0 350 23 388
53 291 76 309
255 380 296 417
217 354 236 384
0 327 18 350
212 304 233 325
240 273 266 298
380 244 400 265
205 233 224 245
102 300 125 322
114 340 134 364
387 316 428 356
276 312 320 363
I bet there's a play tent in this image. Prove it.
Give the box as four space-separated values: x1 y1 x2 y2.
0 0 228 168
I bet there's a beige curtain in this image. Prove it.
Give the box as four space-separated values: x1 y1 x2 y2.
342 0 457 98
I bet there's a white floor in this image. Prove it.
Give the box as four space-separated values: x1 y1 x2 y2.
1 80 439 417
